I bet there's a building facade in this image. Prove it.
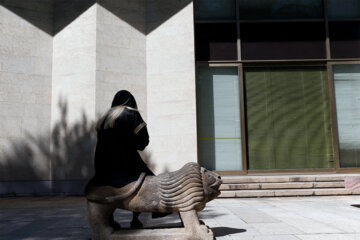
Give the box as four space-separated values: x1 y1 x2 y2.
0 0 359 195
195 0 360 175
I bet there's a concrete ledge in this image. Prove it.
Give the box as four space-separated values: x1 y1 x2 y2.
219 191 236 198
262 182 313 189
220 183 261 190
313 188 353 196
52 180 88 194
314 182 345 188
274 189 314 197
0 180 88 196
220 181 345 191
221 174 360 184
108 228 198 240
0 181 52 196
218 188 360 198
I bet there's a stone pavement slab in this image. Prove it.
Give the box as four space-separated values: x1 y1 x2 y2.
0 196 359 240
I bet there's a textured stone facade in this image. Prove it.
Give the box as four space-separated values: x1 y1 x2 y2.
96 0 147 118
0 0 196 195
0 2 53 182
146 0 197 173
51 4 97 182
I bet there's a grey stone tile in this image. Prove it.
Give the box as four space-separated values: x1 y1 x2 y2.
215 213 247 229
1 196 360 240
257 206 341 234
290 208 359 233
296 233 360 240
0 221 30 235
225 206 280 224
249 223 304 235
230 235 301 240
217 236 233 240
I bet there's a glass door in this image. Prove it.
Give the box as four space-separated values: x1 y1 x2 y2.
333 64 360 168
196 66 243 171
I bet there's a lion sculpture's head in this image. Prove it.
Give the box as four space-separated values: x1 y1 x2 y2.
201 167 222 202
157 162 222 212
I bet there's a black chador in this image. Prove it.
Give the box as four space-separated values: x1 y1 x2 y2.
90 90 153 188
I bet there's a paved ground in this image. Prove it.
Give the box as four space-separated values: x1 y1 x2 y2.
0 196 359 240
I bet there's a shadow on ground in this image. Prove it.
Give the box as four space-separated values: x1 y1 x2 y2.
198 208 226 219
0 197 91 240
212 227 246 237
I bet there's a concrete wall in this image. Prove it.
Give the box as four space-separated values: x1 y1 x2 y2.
0 2 53 181
0 0 197 195
95 0 197 174
146 0 197 173
96 0 147 118
51 4 97 181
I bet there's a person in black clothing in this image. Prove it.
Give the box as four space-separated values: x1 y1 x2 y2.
89 90 153 228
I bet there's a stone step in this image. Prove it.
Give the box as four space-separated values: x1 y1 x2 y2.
220 181 345 191
221 174 360 184
219 188 360 198
345 176 360 191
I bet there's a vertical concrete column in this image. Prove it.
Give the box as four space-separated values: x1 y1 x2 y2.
96 0 147 117
0 3 53 182
51 4 97 181
146 0 197 173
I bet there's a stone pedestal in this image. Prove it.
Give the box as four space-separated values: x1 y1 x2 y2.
104 226 214 240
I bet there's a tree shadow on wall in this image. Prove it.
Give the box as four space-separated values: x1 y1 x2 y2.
0 99 96 195
46 98 96 181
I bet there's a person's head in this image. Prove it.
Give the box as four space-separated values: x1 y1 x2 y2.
111 90 137 109
96 90 138 131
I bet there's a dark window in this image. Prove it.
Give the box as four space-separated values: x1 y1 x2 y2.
239 0 323 20
195 23 237 61
327 0 360 19
194 0 236 20
329 22 360 59
193 0 360 172
240 22 326 60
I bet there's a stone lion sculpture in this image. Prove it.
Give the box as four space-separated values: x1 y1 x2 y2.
85 162 222 240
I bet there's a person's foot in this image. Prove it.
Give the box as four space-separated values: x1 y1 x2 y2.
130 219 143 229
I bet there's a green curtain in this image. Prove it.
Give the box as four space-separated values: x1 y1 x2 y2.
245 66 334 170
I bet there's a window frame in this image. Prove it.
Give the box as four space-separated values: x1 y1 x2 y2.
194 0 360 174
328 61 360 172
